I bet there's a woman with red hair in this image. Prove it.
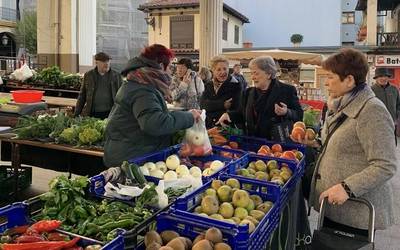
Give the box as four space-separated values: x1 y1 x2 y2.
103 44 201 168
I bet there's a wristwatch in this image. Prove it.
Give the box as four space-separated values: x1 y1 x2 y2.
341 181 355 198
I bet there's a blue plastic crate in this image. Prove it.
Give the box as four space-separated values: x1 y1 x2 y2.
170 174 280 250
225 154 300 212
0 202 125 250
128 144 247 183
225 135 306 175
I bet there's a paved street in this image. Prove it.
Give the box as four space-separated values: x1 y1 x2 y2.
6 144 400 250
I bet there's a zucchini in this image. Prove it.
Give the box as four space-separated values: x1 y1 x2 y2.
129 162 147 188
120 161 147 188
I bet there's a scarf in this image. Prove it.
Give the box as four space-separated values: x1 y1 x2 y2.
127 67 172 103
324 83 366 135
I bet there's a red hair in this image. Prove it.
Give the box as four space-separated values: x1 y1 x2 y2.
141 44 175 70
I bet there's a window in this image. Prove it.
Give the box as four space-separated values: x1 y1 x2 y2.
342 12 355 24
234 25 239 44
170 15 194 49
342 42 354 46
222 19 228 41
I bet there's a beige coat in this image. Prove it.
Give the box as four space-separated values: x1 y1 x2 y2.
311 86 397 230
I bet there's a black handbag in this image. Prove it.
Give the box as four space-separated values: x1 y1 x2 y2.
311 197 375 250
270 118 293 143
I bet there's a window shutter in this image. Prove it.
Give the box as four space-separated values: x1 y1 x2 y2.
170 15 194 49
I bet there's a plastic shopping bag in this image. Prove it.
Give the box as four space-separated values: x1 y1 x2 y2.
179 110 212 157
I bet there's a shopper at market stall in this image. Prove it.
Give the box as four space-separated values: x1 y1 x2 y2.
201 56 242 128
217 55 303 141
292 48 397 234
371 68 400 124
170 58 204 109
75 52 123 119
103 44 201 168
231 63 248 91
198 66 212 83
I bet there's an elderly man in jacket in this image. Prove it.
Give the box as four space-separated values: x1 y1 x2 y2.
75 52 123 119
371 68 400 141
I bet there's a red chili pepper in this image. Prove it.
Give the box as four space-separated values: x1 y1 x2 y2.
47 232 70 242
28 220 62 233
2 237 80 250
63 247 83 250
15 235 45 243
3 225 29 236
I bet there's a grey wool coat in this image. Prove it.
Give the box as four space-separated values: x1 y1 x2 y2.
311 86 397 230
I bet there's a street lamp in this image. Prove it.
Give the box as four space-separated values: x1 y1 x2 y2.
2 34 8 46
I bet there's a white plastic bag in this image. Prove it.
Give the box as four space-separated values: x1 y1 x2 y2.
156 181 168 209
179 110 212 157
13 63 33 82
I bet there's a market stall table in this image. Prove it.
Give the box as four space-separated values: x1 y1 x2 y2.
0 136 105 201
0 93 77 126
0 92 77 108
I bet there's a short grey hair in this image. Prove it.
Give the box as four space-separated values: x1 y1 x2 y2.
249 56 278 79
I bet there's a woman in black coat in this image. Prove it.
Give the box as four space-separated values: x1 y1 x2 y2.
200 56 242 128
218 56 303 142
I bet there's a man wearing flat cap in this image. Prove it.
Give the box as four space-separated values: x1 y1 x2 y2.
75 52 123 119
371 68 400 124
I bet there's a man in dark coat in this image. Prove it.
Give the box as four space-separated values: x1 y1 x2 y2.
231 63 248 91
371 68 400 123
75 52 123 119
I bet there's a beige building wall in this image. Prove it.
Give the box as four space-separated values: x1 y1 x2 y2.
146 8 243 50
222 12 243 48
148 14 171 48
37 0 78 73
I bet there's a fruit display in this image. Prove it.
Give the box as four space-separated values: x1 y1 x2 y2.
139 155 226 179
290 121 316 141
143 227 232 250
234 159 294 186
256 144 303 162
191 178 274 233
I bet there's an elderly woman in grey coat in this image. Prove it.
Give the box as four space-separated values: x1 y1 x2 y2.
293 48 397 235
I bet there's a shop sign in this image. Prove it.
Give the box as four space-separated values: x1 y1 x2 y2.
375 55 400 67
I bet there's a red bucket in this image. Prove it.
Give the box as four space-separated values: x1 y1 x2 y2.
11 90 44 103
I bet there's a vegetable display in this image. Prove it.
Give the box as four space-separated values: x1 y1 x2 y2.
19 66 82 90
14 113 107 147
35 175 157 242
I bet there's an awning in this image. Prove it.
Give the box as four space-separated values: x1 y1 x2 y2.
222 49 323 65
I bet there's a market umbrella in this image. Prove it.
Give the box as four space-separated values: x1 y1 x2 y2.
222 49 323 65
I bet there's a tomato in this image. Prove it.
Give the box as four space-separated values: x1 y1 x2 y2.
281 151 297 160
228 141 239 149
179 143 192 157
192 145 205 156
291 127 305 140
271 144 283 153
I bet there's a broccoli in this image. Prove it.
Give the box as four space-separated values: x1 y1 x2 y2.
78 128 101 145
58 127 78 144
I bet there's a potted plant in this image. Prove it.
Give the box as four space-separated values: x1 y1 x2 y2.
290 34 303 47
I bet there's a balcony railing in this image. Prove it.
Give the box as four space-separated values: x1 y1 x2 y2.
377 32 400 47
